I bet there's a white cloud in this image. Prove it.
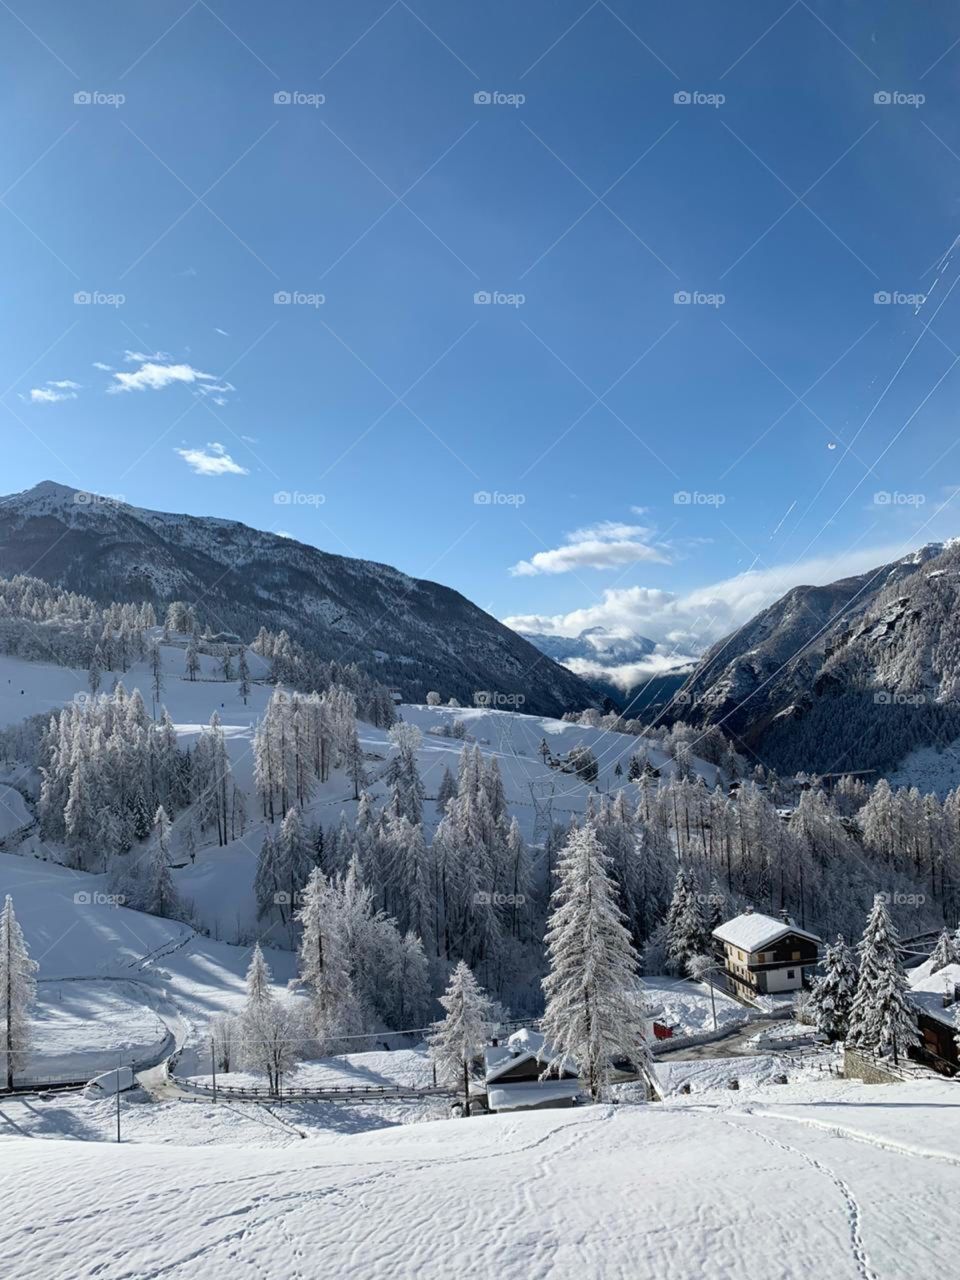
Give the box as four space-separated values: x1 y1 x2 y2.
509 520 670 577
92 361 113 371
25 378 80 404
563 653 698 692
215 327 229 336
174 441 249 476
110 361 216 394
505 542 911 657
123 349 169 363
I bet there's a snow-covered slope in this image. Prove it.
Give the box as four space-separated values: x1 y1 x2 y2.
0 481 597 716
0 643 716 947
3 1087 960 1278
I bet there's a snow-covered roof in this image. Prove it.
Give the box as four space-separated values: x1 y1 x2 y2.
908 962 960 1029
713 911 820 953
487 1080 582 1111
483 1027 565 1083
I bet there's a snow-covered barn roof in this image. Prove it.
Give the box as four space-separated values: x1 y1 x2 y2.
713 911 820 952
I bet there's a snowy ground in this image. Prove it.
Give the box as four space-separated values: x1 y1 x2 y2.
185 1046 435 1093
27 979 169 1079
0 850 298 1080
3 1079 960 1278
654 1047 835 1096
641 975 746 1040
887 737 960 797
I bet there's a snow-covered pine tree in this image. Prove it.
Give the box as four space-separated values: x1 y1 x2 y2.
185 634 201 681
665 867 707 976
929 928 959 974
435 766 457 816
0 895 38 1090
149 639 164 713
847 895 920 1064
808 934 857 1041
295 868 362 1049
390 930 432 1028
540 825 651 1099
428 960 494 1117
238 647 251 704
141 805 182 919
88 647 102 695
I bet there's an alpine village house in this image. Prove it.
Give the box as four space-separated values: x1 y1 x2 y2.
713 909 821 1001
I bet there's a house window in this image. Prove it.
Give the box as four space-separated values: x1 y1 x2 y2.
787 969 796 979
791 951 800 960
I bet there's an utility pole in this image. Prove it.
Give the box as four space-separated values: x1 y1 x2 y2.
211 1037 217 1103
707 974 717 1032
116 1055 121 1144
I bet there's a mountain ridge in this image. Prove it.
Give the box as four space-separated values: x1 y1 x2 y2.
0 481 599 716
670 539 960 773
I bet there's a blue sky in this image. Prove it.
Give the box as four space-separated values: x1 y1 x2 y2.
4 1 960 661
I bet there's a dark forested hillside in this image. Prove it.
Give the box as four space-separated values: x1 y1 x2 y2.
669 541 960 774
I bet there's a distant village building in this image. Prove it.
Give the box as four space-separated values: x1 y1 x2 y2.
481 1028 581 1113
203 632 242 646
907 962 960 1076
713 910 820 1002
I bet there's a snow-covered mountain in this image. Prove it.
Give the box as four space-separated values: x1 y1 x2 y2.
0 482 596 717
516 625 696 712
670 540 960 774
516 626 659 667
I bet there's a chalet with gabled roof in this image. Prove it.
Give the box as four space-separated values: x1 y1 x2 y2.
713 909 820 1001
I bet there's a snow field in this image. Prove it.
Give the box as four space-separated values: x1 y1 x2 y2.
3 1088 960 1279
